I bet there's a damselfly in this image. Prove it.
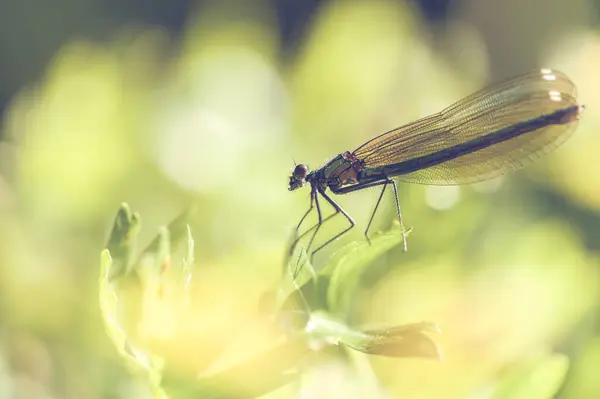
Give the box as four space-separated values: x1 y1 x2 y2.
288 69 584 259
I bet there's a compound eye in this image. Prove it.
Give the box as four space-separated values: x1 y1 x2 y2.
293 164 309 179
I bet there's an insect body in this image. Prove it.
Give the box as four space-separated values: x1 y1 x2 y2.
289 69 584 259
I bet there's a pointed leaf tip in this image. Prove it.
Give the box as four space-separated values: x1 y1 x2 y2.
346 322 443 360
106 203 142 280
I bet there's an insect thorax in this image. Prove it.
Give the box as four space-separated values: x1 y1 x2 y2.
322 151 363 190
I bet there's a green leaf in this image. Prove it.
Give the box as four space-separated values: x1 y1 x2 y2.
139 206 196 262
300 312 442 360
325 229 405 315
303 310 365 347
274 241 317 323
343 322 443 359
99 249 129 361
144 226 171 277
134 206 196 283
283 236 317 292
105 203 141 280
180 224 194 285
491 353 569 399
100 204 197 398
99 249 166 394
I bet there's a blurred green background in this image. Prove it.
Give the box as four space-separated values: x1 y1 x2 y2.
1 0 600 398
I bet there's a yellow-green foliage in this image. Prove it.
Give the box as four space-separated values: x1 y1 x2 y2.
1 0 600 398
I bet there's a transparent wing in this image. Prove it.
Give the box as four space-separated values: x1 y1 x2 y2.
353 69 581 185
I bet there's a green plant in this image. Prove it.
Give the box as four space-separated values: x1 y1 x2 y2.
100 203 442 398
